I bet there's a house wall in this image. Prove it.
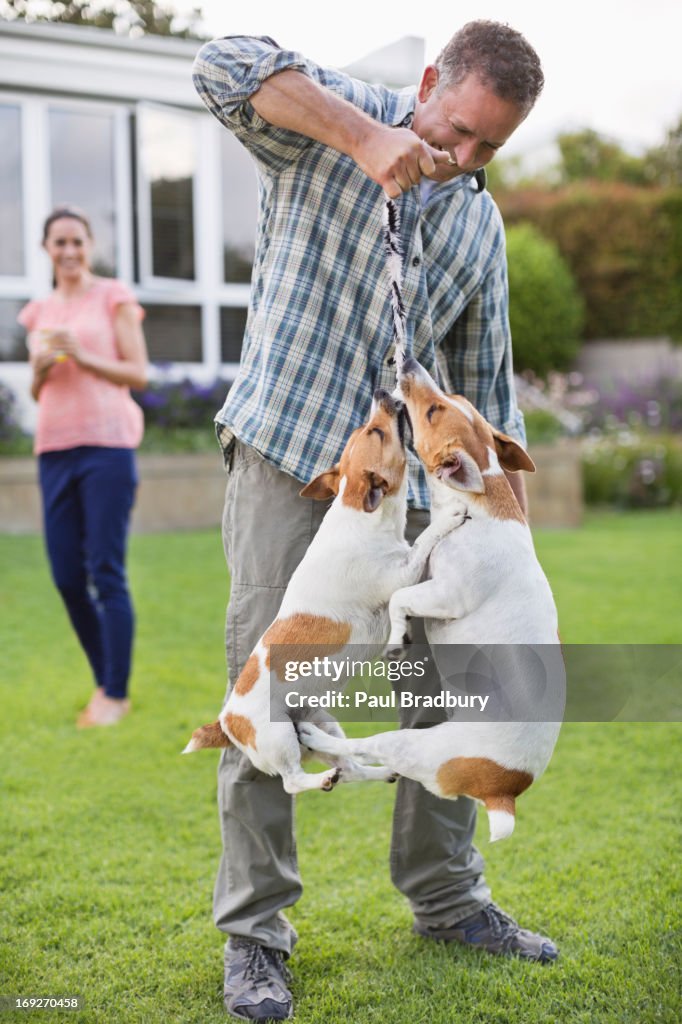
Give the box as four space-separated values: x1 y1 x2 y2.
0 22 426 432
0 22 258 428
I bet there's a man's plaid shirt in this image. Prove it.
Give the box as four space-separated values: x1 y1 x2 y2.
193 36 526 509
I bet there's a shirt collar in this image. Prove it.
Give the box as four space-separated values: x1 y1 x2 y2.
390 88 417 128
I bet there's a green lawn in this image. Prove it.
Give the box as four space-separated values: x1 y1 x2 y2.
0 511 680 1023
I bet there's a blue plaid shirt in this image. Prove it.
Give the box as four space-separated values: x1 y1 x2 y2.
193 36 525 509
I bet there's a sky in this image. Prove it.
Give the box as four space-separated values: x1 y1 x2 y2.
179 0 682 164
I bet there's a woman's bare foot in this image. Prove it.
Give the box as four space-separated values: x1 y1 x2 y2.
76 692 130 728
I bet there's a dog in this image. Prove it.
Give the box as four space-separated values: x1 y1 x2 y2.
299 357 562 840
183 388 464 795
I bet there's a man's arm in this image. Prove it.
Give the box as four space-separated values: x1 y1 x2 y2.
193 36 451 197
248 69 449 197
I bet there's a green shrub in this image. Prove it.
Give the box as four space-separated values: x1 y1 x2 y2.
500 184 682 340
523 408 567 444
0 383 32 456
506 223 584 376
582 432 682 508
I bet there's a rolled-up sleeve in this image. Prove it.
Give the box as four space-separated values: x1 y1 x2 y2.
192 35 319 166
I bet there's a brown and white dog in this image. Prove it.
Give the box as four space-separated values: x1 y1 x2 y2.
183 388 463 794
299 357 563 840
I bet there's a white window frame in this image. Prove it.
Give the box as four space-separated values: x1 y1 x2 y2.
0 93 252 380
45 95 132 285
136 101 202 296
0 92 132 299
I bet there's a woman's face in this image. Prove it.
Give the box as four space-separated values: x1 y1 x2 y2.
43 217 93 282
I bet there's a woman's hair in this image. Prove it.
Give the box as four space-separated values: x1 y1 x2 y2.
42 205 93 243
435 20 544 115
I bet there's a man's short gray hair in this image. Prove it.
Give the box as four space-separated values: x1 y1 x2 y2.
435 20 544 115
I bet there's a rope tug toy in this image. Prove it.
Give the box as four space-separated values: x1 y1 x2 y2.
382 197 411 374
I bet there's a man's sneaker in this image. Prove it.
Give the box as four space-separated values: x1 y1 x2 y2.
224 938 293 1021
414 903 558 963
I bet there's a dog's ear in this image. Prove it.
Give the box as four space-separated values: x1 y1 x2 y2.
363 471 388 512
300 466 340 500
437 451 485 493
491 430 536 473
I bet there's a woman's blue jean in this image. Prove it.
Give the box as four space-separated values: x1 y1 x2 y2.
38 446 138 699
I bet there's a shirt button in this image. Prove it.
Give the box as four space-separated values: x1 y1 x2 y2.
412 256 421 267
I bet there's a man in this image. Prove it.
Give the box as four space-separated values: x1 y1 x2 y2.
193 21 556 1021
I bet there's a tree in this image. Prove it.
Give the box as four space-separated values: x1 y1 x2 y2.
557 128 649 186
0 0 207 38
645 116 682 187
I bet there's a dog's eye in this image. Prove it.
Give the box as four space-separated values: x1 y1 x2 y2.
426 404 442 422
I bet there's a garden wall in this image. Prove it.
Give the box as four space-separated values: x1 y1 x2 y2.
0 444 582 535
0 453 226 535
576 338 682 384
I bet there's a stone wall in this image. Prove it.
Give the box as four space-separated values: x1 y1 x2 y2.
0 453 226 535
576 337 682 384
0 442 582 535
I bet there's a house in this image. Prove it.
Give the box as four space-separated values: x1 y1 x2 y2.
0 20 424 428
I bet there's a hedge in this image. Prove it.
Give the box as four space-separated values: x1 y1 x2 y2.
505 223 584 376
498 184 682 340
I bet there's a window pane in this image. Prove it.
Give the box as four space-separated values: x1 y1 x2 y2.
144 305 202 362
220 307 248 363
0 298 29 361
49 108 117 277
0 106 24 276
220 130 258 283
139 108 196 280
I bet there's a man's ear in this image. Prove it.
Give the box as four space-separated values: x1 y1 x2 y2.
492 430 536 473
300 467 340 500
362 471 388 513
417 65 439 103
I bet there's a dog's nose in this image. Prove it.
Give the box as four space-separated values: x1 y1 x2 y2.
372 388 398 415
400 355 419 377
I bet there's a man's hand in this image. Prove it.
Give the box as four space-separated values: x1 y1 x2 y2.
351 123 454 198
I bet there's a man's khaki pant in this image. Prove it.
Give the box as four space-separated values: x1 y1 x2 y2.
214 440 491 955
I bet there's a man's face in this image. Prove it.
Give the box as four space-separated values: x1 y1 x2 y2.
412 67 527 181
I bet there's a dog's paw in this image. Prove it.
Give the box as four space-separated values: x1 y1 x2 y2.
321 767 342 791
297 721 331 753
382 642 409 662
452 509 471 528
296 721 314 748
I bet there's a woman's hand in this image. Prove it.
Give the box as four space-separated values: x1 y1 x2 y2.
51 305 149 389
30 343 60 400
33 347 59 374
48 329 83 363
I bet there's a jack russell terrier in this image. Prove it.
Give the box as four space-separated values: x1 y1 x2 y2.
299 357 563 841
183 388 463 795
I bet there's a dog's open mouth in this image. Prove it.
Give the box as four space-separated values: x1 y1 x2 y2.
435 454 462 481
397 403 412 449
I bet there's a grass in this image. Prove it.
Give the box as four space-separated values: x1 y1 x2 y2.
0 511 680 1023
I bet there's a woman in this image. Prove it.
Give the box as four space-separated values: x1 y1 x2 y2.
19 206 149 728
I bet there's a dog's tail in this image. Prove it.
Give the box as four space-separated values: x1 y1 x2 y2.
182 720 231 753
485 797 517 842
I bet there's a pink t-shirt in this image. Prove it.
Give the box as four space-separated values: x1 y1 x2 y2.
18 278 145 455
